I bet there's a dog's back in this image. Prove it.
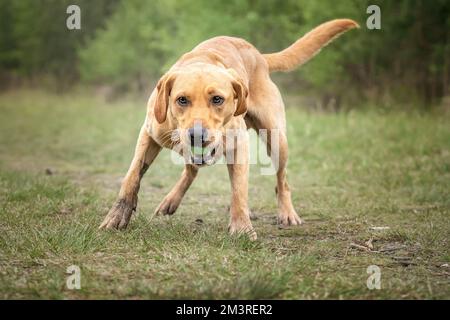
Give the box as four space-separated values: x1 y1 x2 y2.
191 19 359 76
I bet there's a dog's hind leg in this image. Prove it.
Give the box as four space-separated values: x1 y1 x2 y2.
153 164 198 216
270 130 302 226
99 125 161 230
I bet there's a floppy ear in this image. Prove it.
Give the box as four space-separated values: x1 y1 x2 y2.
228 69 248 117
154 73 176 123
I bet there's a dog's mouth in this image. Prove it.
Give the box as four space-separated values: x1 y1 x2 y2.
189 144 219 166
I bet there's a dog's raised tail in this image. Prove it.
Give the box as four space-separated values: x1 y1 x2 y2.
263 19 359 73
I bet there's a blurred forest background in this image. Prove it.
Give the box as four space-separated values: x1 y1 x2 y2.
0 0 449 110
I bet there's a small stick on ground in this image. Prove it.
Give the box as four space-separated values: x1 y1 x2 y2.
349 242 372 252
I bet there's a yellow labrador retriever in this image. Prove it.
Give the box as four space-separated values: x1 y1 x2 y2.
100 19 358 240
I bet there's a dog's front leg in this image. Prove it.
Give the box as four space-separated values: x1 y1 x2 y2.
153 164 198 216
226 132 257 241
100 125 161 229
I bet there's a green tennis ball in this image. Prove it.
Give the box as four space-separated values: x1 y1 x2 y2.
191 146 208 156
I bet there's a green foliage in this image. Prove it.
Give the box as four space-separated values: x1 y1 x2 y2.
79 0 305 88
79 0 177 88
0 0 117 82
0 0 449 105
78 0 450 106
299 0 450 105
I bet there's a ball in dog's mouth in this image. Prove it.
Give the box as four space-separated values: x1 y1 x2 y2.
190 145 217 166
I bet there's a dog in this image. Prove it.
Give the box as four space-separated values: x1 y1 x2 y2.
99 19 359 240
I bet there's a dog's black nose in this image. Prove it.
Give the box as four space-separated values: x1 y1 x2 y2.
188 125 208 146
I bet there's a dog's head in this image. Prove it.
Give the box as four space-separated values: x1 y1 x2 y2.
154 64 248 165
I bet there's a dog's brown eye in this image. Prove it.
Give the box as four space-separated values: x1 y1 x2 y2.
211 96 224 106
177 96 189 106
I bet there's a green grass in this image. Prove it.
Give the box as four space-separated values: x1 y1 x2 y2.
0 89 449 299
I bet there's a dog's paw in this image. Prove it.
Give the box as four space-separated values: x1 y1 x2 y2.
153 194 181 216
99 199 134 230
278 209 303 226
228 217 257 241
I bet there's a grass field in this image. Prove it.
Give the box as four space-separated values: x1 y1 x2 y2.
0 89 449 299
